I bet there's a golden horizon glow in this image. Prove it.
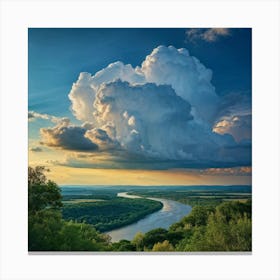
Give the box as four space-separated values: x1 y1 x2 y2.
29 148 251 186
32 165 251 186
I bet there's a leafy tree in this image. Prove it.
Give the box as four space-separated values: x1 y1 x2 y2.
175 200 252 252
29 212 111 251
28 209 64 251
28 166 62 212
131 232 145 251
111 240 136 251
152 240 174 252
217 200 252 221
182 205 215 227
201 211 231 251
28 166 111 251
142 228 168 250
28 166 49 186
29 181 63 212
227 214 251 251
201 210 251 251
58 221 111 251
174 229 196 251
179 226 207 251
166 231 185 246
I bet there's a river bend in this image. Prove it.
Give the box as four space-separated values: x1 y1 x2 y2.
106 192 192 242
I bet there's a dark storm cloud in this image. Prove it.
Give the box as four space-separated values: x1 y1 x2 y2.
213 91 252 142
40 119 98 152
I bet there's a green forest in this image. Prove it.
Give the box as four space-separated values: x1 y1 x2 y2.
62 198 162 232
127 188 251 207
28 166 251 252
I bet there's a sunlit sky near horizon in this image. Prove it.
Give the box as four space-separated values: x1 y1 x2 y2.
28 28 252 185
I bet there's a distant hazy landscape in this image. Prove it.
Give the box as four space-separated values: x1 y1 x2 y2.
60 185 251 248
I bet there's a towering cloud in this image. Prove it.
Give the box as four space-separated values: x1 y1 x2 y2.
69 46 218 124
93 80 195 159
40 45 251 168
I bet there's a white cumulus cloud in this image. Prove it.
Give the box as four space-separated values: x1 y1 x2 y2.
69 45 218 124
40 45 251 168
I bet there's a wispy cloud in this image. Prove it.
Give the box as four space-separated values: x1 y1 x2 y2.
186 28 230 43
199 166 252 176
28 111 49 121
29 146 43 152
28 110 68 123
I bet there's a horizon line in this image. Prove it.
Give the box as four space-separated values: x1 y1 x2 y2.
59 184 252 187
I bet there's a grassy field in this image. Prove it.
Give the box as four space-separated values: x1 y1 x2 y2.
127 186 252 207
63 199 105 204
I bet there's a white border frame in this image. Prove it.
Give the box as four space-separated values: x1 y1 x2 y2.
1 0 279 279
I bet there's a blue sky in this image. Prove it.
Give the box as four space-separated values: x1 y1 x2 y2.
28 28 252 185
28 28 251 118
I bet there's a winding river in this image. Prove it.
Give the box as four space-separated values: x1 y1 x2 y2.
106 192 192 242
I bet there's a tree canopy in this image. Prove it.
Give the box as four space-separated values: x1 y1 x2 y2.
28 166 111 251
28 166 251 252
